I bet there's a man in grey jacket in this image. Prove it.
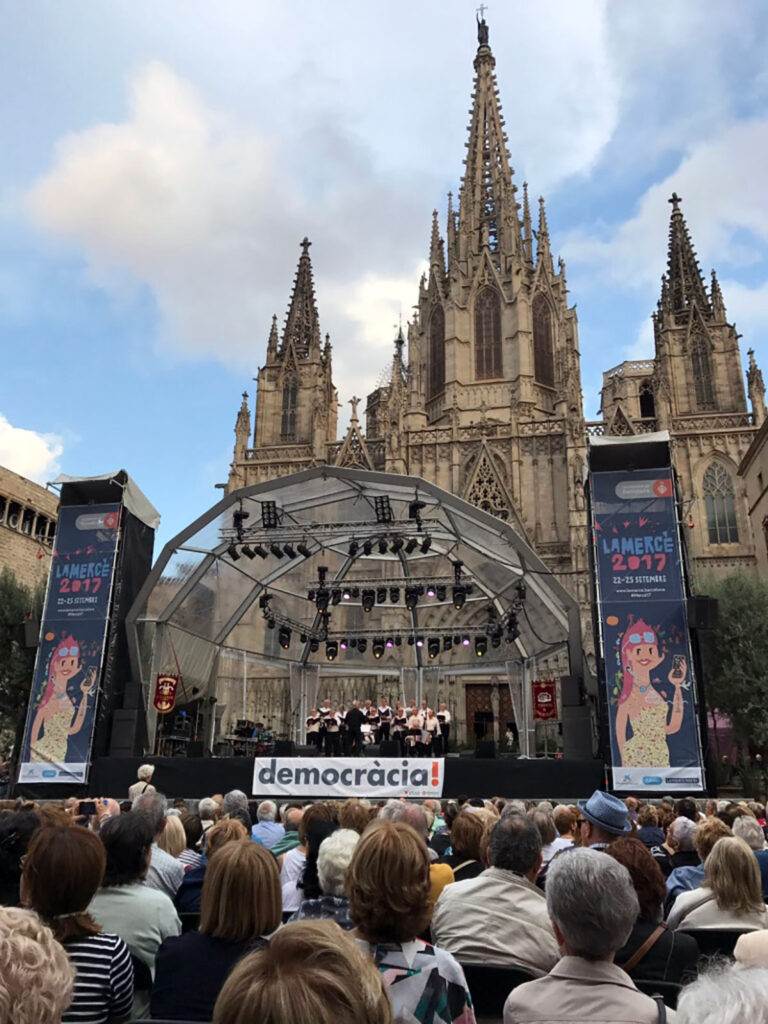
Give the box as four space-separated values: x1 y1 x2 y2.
431 814 559 975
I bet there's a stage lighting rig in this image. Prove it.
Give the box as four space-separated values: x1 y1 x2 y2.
408 497 426 528
278 626 291 649
227 542 240 561
361 589 375 612
475 636 488 657
376 586 387 604
252 544 268 558
297 542 312 558
378 538 388 554
372 638 385 659
390 537 404 554
404 586 419 610
261 501 280 529
348 540 359 557
240 544 256 560
331 589 342 605
420 536 432 554
374 495 393 524
315 588 330 612
283 543 297 559
405 538 419 554
452 585 466 610
232 504 250 541
325 641 338 662
389 586 400 603
269 543 284 559
357 638 368 654
427 638 440 660
426 583 436 599
363 539 373 556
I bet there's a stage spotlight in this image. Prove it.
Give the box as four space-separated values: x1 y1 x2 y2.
307 589 315 602
342 586 352 601
227 542 240 561
259 593 271 609
326 641 338 661
390 537 404 554
376 587 387 604
405 537 419 554
516 580 527 602
300 633 307 643
452 585 466 609
385 637 394 649
261 501 279 529
415 636 424 648
461 635 471 647
266 618 276 630
475 636 488 657
405 587 419 610
363 539 373 556
389 587 400 603
340 638 348 651
443 637 453 651
283 544 297 559
436 585 446 601
428 638 440 660
361 589 375 613
408 499 426 521
349 540 359 557
491 634 502 648
331 589 342 605
232 507 250 537
278 626 291 649
453 635 461 646
309 639 319 653
373 638 385 659
349 638 358 649
407 636 415 646
375 495 394 523
378 538 388 554
297 542 311 558
269 543 284 559
426 583 436 599
241 544 256 560
394 636 402 646
315 589 330 612
357 638 368 654
421 536 432 554
252 544 269 558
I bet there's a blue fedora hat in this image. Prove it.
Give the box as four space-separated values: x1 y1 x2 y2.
578 790 631 835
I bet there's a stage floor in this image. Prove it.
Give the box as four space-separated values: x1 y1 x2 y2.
19 755 605 801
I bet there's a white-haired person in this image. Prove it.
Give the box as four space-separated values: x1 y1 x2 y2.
132 791 184 898
290 828 360 929
251 800 285 850
128 764 156 802
504 848 676 1024
0 906 75 1024
676 961 768 1024
666 835 768 930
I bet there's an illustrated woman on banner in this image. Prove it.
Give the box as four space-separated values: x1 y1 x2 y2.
614 618 686 768
29 635 96 765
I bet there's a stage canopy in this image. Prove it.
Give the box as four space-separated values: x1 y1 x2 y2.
127 467 583 717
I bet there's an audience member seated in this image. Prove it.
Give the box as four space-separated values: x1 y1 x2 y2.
607 836 699 984
178 814 204 869
665 817 732 914
378 800 454 906
432 814 558 975
21 824 134 1024
436 809 486 881
552 805 577 848
531 808 572 870
290 827 359 928
636 804 665 848
176 818 248 914
157 812 186 859
280 803 334 914
0 906 75 1024
221 789 252 832
504 848 674 1024
128 763 156 802
654 816 699 879
577 790 631 849
269 804 304 857
430 801 458 857
667 835 768 930
197 797 220 839
251 800 285 849
132 792 184 899
293 817 338 905
734 928 768 968
338 798 374 835
88 813 181 986
152 839 281 1021
213 919 392 1024
0 808 40 905
348 820 475 1024
676 960 768 1024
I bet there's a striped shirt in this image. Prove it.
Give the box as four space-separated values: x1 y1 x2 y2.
62 932 134 1024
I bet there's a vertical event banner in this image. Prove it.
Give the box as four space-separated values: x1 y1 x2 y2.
153 674 179 714
590 469 704 792
532 680 557 721
17 505 121 784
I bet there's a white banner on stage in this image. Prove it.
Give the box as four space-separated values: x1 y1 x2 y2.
612 764 704 793
252 757 445 799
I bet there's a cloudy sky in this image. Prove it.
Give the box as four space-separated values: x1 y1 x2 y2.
2 0 768 553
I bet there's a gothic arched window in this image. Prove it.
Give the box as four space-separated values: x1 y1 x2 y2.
639 380 656 420
281 377 298 440
532 293 554 388
475 287 502 379
428 305 445 399
691 330 716 410
703 463 738 544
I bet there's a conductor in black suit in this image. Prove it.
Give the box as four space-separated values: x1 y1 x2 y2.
344 700 366 757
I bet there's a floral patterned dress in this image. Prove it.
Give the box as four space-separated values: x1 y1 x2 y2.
623 700 670 767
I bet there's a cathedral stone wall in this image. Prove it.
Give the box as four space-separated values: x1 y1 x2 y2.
0 465 57 590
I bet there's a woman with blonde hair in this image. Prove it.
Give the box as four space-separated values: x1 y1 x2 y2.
348 820 475 1023
152 839 281 1020
0 906 75 1024
157 813 186 859
214 919 391 1024
667 835 768 930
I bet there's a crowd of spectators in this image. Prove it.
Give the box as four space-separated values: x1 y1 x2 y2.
2 785 768 1022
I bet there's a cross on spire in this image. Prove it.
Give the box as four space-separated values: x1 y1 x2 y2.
477 3 488 17
668 192 682 211
349 395 361 420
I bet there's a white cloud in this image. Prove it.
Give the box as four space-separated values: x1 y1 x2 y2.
0 415 63 484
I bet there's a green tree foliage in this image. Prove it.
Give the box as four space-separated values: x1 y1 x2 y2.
0 568 44 743
699 572 768 750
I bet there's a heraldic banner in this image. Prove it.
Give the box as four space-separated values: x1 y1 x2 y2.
590 469 705 793
18 505 121 784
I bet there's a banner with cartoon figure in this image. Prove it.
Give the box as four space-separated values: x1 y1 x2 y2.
17 505 121 784
590 469 704 792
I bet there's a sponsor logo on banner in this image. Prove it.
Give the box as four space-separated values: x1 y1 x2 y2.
252 757 445 798
611 766 703 792
532 680 557 721
153 674 179 714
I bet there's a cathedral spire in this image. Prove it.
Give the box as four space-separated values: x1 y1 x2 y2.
522 182 533 265
536 195 553 272
266 314 279 361
747 348 767 427
429 209 446 274
281 237 322 357
662 193 710 318
233 391 251 459
710 268 726 319
457 14 520 257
